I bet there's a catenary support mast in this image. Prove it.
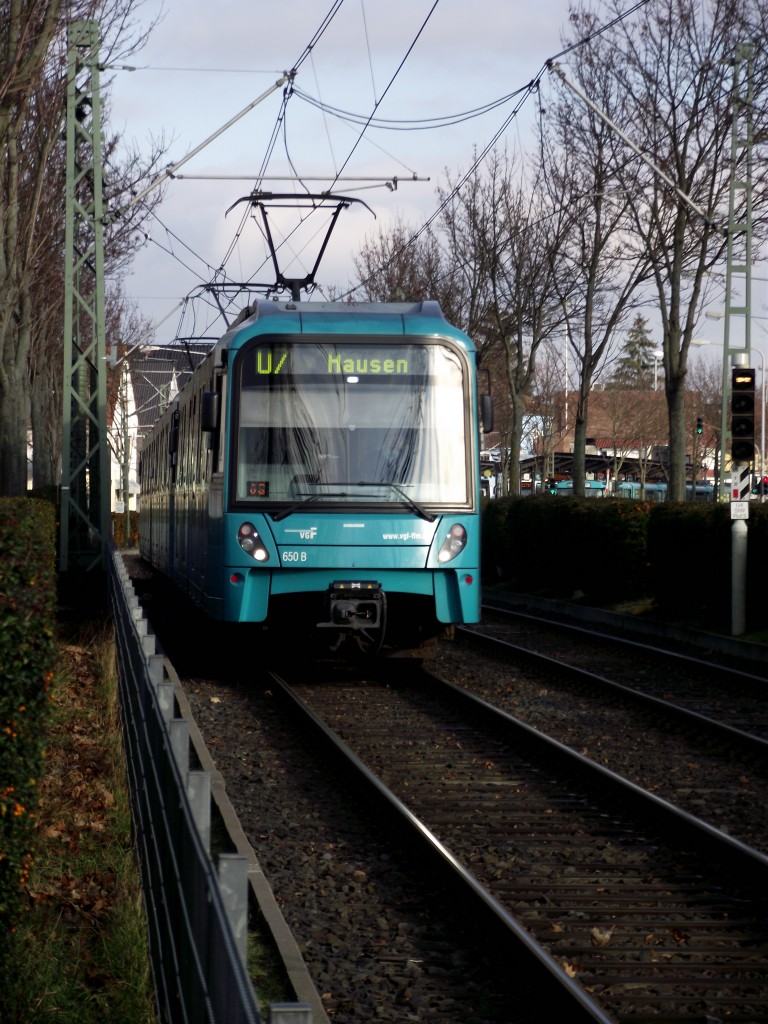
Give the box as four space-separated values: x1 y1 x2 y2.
60 19 109 572
59 22 290 572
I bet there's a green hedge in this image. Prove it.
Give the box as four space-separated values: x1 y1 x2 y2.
483 496 768 634
646 503 728 627
0 498 58 949
482 496 651 605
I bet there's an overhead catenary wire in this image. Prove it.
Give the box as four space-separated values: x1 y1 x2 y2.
109 0 354 354
110 73 294 219
216 0 356 295
124 0 509 320
327 0 442 189
171 175 429 182
123 0 658 344
292 83 534 130
109 0 352 351
344 0 656 298
226 0 447 293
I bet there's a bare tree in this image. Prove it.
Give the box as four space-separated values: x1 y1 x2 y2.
0 0 68 494
688 353 728 486
354 152 574 496
353 219 458 311
526 338 567 491
436 153 571 495
561 0 768 500
539 26 654 496
0 1 166 495
27 96 167 489
600 388 668 489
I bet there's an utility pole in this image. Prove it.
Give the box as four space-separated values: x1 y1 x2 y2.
722 43 754 637
60 19 110 573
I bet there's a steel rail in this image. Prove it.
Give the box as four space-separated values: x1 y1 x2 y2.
481 599 768 682
269 669 616 1023
459 621 768 757
419 668 768 885
276 668 768 1021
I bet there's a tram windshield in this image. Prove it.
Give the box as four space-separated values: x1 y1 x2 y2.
232 338 472 509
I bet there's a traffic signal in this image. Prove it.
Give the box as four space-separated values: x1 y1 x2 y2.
731 367 756 462
696 416 703 435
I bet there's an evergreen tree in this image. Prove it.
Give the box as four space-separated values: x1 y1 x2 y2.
609 315 659 390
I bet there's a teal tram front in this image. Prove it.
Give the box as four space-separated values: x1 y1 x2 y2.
139 300 491 657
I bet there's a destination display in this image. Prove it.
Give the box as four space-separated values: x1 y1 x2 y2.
240 340 429 385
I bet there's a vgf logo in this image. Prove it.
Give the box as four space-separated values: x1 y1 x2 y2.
286 527 318 540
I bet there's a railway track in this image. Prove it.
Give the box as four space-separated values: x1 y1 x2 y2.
183 664 518 1024
128 559 768 1020
429 606 768 853
182 651 768 1019
476 598 768 724
457 618 768 749
277 667 768 1022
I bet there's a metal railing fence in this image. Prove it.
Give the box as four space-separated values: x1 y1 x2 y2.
108 548 267 1024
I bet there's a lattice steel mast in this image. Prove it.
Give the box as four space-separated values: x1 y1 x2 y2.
60 19 109 572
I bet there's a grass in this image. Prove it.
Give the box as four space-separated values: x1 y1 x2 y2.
1 623 156 1024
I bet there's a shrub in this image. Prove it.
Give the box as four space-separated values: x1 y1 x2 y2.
484 496 650 604
482 495 768 634
647 500 768 632
0 499 57 952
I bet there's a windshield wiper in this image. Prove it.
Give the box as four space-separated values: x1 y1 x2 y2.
272 482 436 523
271 493 326 522
358 481 436 522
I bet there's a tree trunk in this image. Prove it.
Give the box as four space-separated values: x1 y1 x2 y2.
666 381 688 502
571 377 592 496
506 402 525 497
30 358 60 489
0 357 31 495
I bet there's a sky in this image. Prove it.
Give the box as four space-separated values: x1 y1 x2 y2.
103 0 767 366
105 0 591 346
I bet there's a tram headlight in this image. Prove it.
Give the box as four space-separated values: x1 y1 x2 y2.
437 523 467 563
237 522 270 561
